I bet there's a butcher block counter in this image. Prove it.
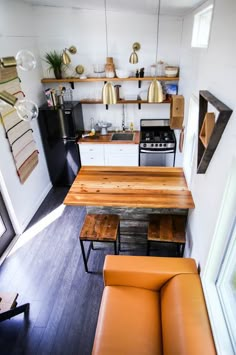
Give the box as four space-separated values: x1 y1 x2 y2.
64 166 194 209
78 131 140 144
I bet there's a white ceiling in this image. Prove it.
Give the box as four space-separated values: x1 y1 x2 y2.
22 0 206 16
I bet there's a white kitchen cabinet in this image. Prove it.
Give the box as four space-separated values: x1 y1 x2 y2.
104 144 139 166
79 144 105 166
79 143 139 167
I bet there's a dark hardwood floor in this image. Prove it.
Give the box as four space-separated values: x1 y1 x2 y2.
0 187 177 355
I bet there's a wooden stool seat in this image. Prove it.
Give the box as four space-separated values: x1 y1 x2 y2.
0 292 29 322
80 214 119 242
147 214 186 256
79 214 120 272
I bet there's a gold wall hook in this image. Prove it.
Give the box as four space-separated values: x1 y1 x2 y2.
75 65 84 75
68 46 77 54
132 42 141 51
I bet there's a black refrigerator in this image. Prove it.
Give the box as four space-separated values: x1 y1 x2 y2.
38 101 84 186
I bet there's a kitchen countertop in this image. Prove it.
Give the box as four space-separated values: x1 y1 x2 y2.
64 166 195 209
78 131 140 144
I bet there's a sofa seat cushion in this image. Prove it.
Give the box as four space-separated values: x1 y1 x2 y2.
92 285 162 355
161 274 216 355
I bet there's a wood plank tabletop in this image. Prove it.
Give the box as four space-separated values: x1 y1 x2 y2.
64 166 195 209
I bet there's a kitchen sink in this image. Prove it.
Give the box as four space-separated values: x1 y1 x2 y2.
111 133 134 141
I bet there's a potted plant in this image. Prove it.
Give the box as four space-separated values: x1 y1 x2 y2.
44 51 63 79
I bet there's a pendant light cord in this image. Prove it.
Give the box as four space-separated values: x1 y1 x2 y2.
155 0 161 76
104 0 108 57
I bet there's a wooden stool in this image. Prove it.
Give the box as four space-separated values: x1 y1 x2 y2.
147 214 186 257
0 292 29 322
79 214 120 272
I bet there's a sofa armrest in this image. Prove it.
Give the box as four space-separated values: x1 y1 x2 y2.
103 255 198 291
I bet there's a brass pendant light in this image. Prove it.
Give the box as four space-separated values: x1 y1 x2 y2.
62 46 77 65
102 82 116 104
129 42 141 64
102 0 116 105
147 0 164 103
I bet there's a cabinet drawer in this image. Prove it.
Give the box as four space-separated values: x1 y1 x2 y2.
79 144 105 166
79 144 104 154
107 144 138 155
80 153 105 166
105 144 138 166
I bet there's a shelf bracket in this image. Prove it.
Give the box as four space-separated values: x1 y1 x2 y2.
69 82 75 89
138 80 141 89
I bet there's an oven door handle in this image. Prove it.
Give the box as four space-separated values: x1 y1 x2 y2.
140 149 175 154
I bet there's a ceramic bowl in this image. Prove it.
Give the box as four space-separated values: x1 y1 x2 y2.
115 69 130 78
165 66 178 77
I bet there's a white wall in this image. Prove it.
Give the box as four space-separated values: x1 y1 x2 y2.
0 1 51 234
35 6 183 130
180 0 236 271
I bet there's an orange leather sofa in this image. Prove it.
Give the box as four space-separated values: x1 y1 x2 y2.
92 255 216 355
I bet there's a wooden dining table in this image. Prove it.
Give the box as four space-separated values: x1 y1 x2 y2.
64 166 194 244
64 166 195 209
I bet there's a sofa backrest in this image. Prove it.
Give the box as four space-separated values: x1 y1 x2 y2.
160 273 216 355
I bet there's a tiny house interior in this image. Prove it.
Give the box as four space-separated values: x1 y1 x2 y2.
0 0 235 353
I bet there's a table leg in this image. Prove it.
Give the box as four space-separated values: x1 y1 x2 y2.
80 240 88 272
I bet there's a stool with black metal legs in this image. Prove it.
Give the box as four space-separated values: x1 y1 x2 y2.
147 214 186 257
79 214 120 272
0 292 29 322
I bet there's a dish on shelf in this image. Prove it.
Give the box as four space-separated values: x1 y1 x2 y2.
165 66 178 77
115 69 130 78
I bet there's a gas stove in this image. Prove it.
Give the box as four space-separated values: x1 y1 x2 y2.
140 119 176 149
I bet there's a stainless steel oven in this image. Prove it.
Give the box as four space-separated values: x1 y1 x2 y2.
139 119 176 167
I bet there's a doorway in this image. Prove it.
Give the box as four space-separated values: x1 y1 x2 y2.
0 191 15 257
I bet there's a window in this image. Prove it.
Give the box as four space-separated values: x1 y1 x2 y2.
191 4 213 48
216 220 236 351
202 158 236 354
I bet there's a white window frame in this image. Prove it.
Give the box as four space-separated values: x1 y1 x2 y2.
191 3 214 48
217 220 236 351
202 157 236 355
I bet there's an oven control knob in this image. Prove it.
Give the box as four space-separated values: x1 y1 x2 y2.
164 143 167 147
159 143 162 147
155 143 158 147
151 143 154 147
143 143 146 147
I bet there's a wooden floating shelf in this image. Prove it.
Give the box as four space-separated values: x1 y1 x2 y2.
41 76 179 84
79 98 171 105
